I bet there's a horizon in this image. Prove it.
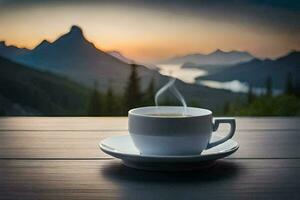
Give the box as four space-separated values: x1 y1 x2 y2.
0 0 299 63
1 24 298 63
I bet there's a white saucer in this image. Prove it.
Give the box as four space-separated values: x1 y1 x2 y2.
99 135 239 171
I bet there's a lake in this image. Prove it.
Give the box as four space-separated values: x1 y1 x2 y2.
157 64 283 95
156 64 207 84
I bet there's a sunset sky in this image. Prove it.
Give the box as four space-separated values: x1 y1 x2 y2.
0 0 299 63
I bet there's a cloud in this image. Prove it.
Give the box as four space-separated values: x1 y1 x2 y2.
1 0 299 34
135 0 300 34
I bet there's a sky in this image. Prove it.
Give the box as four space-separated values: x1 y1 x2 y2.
0 0 299 63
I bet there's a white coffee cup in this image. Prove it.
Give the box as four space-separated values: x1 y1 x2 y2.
128 106 236 156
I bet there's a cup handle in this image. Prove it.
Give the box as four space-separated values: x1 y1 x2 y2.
206 118 236 149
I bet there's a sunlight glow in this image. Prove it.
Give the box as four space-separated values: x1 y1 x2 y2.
0 3 298 62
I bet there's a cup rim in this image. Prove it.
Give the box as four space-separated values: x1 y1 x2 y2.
128 106 212 118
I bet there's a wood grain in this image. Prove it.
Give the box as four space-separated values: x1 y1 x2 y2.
0 130 299 159
0 159 300 200
0 117 299 131
0 117 299 200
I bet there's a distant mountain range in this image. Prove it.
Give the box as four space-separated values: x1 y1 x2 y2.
107 51 133 64
0 41 30 60
0 25 161 92
161 49 254 66
182 62 234 75
197 51 300 89
0 25 245 113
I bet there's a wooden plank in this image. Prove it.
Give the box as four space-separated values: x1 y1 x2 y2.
0 117 128 131
0 159 300 200
0 130 299 159
0 117 299 131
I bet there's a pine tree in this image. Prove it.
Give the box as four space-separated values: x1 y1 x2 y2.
124 64 142 111
248 83 254 104
145 76 156 105
104 84 117 116
223 101 230 115
87 81 102 116
285 73 294 95
265 76 273 97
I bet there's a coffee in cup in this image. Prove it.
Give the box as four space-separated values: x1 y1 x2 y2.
128 106 236 156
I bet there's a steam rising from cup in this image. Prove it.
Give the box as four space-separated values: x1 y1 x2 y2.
155 77 187 115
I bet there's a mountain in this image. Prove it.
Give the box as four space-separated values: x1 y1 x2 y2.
0 55 90 115
161 49 254 66
33 39 51 51
12 25 160 92
0 25 246 113
197 51 300 89
0 41 30 60
181 62 236 75
108 51 133 64
0 54 245 115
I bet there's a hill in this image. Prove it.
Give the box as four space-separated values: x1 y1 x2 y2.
160 49 254 66
0 54 247 115
108 51 133 64
0 56 90 115
181 62 235 75
197 51 300 89
0 41 29 60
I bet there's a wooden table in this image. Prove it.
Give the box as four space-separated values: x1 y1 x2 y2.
0 117 300 199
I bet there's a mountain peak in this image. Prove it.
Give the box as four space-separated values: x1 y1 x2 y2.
40 39 50 45
34 39 51 51
50 25 86 46
70 25 83 35
210 49 226 55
